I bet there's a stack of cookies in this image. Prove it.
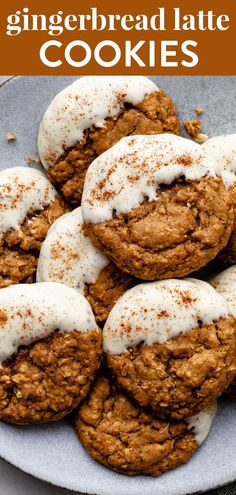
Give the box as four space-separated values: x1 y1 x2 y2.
0 76 235 478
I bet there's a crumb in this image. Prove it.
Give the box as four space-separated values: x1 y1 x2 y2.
184 119 202 138
26 156 42 167
6 132 16 142
195 107 204 116
184 119 208 144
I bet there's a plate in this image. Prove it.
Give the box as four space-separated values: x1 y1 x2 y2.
0 76 236 495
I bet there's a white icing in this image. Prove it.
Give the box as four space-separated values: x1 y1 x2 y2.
81 134 217 224
0 167 56 238
37 207 109 292
0 282 97 366
103 279 230 355
38 76 158 169
202 134 236 188
210 265 236 318
187 403 216 445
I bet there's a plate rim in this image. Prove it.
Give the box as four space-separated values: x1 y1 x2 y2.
0 448 235 495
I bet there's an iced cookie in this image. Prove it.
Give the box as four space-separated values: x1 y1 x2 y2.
202 134 236 263
0 282 102 425
82 134 234 280
75 373 216 476
103 279 235 419
0 167 68 288
37 207 135 325
210 265 236 395
38 76 180 205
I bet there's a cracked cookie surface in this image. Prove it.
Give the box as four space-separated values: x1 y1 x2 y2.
0 328 102 425
86 177 234 280
76 374 200 476
106 317 236 420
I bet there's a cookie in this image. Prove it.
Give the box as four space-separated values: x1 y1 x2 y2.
210 265 236 395
75 373 216 476
38 76 180 205
0 167 68 288
0 282 102 425
202 134 236 263
37 207 135 325
82 134 234 280
103 279 235 419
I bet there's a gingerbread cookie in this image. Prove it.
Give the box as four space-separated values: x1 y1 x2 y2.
103 279 235 419
202 134 236 263
38 76 180 205
0 167 68 288
210 265 236 396
37 207 135 325
76 373 216 476
82 134 234 280
0 282 102 425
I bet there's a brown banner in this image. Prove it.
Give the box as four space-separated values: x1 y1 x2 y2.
0 0 235 75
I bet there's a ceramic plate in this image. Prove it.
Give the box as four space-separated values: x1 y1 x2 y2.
0 76 235 495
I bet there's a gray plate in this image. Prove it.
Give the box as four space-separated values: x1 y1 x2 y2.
0 76 235 495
